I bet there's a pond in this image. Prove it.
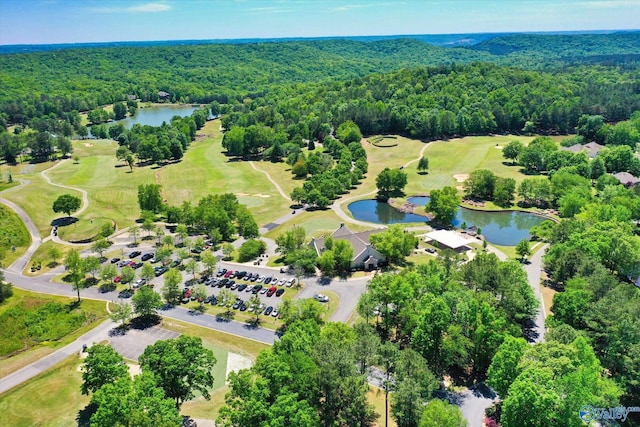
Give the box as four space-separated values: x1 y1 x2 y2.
112 105 201 129
348 197 549 246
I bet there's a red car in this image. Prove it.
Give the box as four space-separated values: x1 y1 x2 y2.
224 270 233 278
113 275 122 283
127 260 137 267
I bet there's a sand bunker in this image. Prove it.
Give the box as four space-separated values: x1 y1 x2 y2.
235 192 249 197
253 194 271 198
453 174 469 182
495 145 504 149
84 143 93 147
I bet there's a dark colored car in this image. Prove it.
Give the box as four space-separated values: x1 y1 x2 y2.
141 252 154 261
216 268 227 277
264 306 273 316
129 251 141 258
170 259 181 268
110 257 120 264
275 288 285 297
239 304 247 311
237 284 247 291
154 266 168 276
263 277 272 285
252 284 262 294
235 271 246 279
225 280 235 288
249 273 259 282
133 262 143 269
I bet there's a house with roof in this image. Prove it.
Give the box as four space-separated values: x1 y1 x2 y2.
309 223 386 271
613 172 640 187
561 141 605 158
158 91 171 101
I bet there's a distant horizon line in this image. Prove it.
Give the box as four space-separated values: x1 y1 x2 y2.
2 28 638 48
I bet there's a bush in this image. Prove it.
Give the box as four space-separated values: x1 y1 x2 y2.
238 239 267 262
0 281 13 303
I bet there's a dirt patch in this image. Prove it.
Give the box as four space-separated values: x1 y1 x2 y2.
253 194 271 198
225 352 253 384
453 174 469 182
127 363 141 377
456 185 465 191
494 145 504 149
235 192 249 197
541 284 556 318
83 143 93 147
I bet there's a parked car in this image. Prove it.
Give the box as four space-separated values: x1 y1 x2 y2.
133 262 143 269
252 284 263 294
141 252 154 261
239 304 248 311
264 306 273 316
266 288 276 297
275 288 285 297
129 251 141 258
204 295 215 304
113 275 122 283
278 278 287 286
259 287 268 294
256 275 265 283
133 278 147 288
110 257 121 264
230 283 238 290
224 270 233 278
118 259 130 267
237 284 247 291
216 268 227 277
245 285 254 293
271 308 279 317
314 293 329 303
170 259 181 268
286 278 296 287
154 266 168 277
263 277 272 285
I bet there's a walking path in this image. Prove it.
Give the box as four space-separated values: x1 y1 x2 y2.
249 161 291 202
523 243 548 343
40 159 89 216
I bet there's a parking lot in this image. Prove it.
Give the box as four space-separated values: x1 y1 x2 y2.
181 266 297 317
109 326 180 361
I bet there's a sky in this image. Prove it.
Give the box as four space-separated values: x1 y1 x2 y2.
0 0 639 45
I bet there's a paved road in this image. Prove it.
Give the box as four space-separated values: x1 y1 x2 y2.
444 384 497 427
0 318 116 395
523 243 548 343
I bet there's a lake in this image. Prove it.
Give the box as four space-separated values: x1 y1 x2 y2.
113 105 201 128
347 196 549 246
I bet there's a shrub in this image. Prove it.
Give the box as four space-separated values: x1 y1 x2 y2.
238 239 267 262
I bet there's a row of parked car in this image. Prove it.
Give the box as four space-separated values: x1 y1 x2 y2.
216 268 296 287
182 289 280 317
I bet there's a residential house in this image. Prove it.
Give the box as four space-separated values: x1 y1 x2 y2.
309 223 386 270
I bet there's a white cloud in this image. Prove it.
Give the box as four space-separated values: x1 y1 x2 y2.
128 3 171 12
331 4 369 12
91 3 171 14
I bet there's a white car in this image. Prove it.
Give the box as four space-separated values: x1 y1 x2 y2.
278 278 287 286
286 278 295 287
314 294 329 303
271 308 279 317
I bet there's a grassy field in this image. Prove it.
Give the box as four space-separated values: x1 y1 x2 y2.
156 120 290 225
23 240 88 276
0 289 109 376
265 208 370 241
0 203 30 268
0 355 89 427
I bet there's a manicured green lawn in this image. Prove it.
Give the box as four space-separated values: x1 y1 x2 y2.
0 355 89 427
156 120 291 226
0 203 30 268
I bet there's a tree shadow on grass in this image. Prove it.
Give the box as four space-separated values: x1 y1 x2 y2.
77 403 97 427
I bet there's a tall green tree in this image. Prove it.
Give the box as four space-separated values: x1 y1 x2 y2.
139 335 217 409
137 184 163 214
426 186 460 225
81 343 129 395
64 249 85 301
90 373 181 427
52 193 81 217
132 285 163 318
370 224 418 265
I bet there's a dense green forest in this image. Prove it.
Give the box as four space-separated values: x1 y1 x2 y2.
0 32 639 127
